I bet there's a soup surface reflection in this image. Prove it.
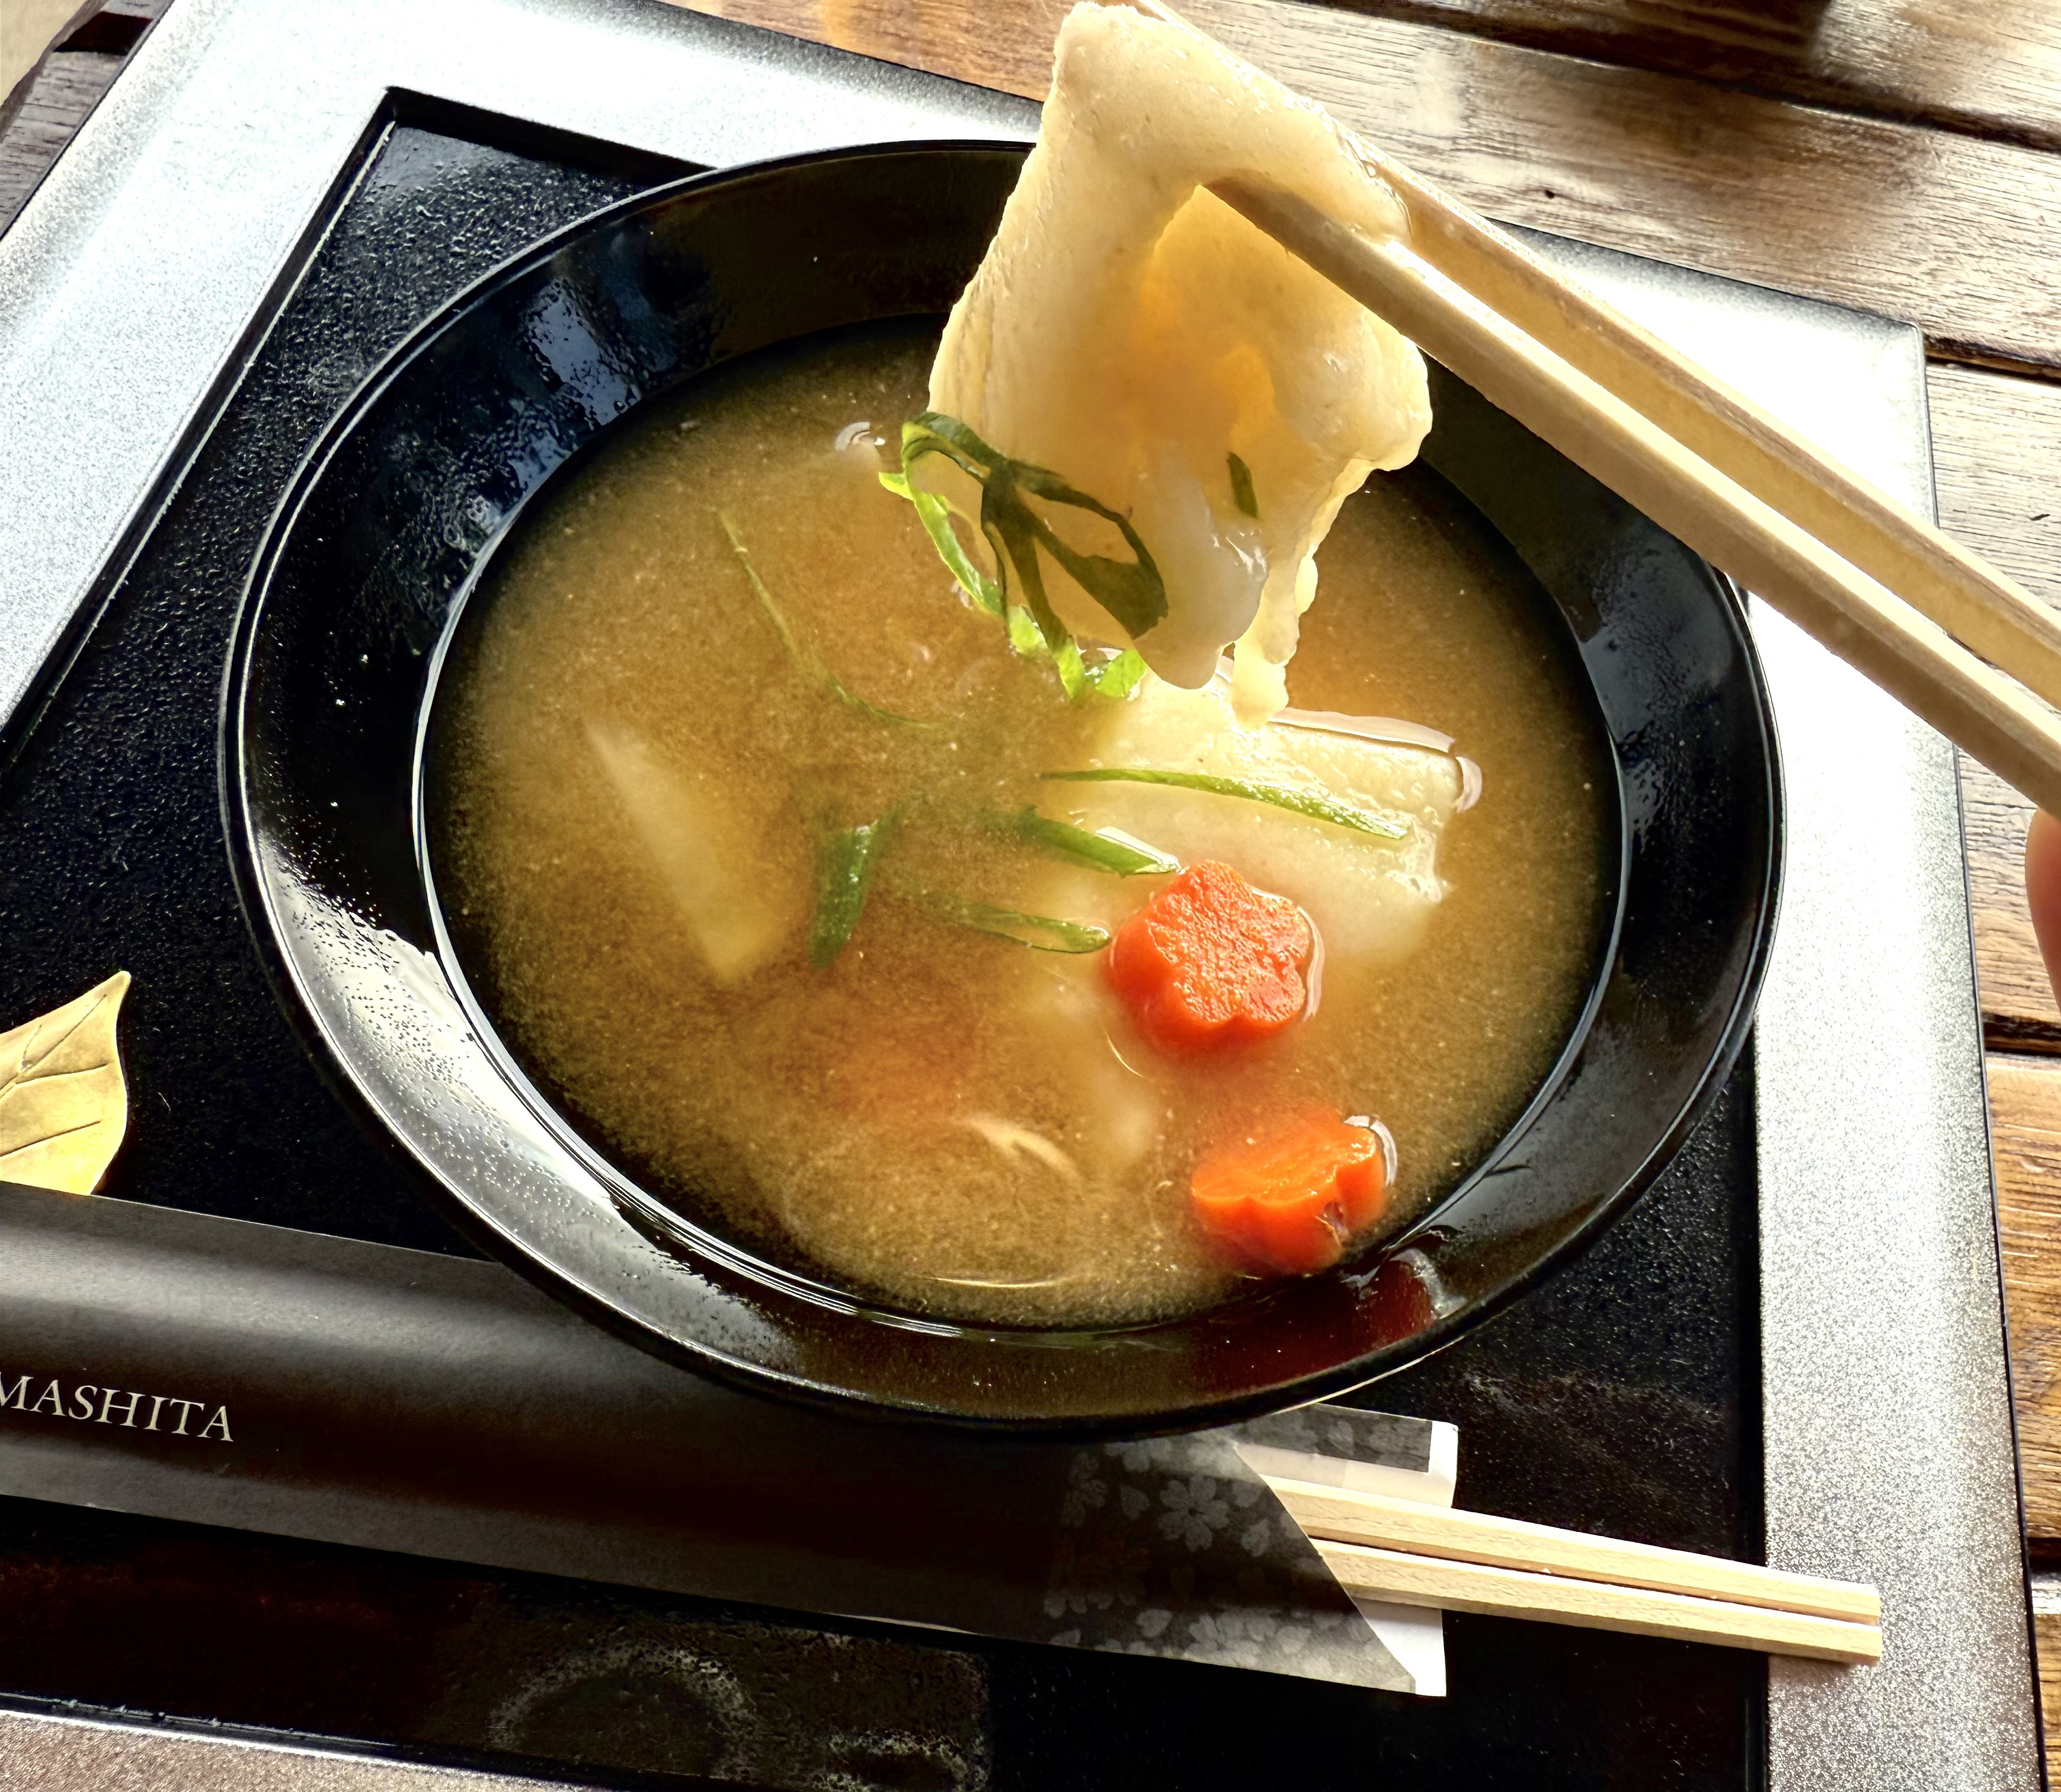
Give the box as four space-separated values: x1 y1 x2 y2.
430 321 1612 1326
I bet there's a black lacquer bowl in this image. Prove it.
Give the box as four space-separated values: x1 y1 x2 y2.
228 144 1780 1432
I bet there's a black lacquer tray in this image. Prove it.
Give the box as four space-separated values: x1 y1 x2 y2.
0 101 1764 1788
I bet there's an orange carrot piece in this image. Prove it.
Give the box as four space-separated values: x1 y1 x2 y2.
1190 1112 1390 1275
1104 860 1314 1054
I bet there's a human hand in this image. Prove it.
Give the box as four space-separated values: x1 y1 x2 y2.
2026 811 2061 1003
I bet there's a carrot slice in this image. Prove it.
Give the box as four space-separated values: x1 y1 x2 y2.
1104 860 1314 1054
1190 1111 1390 1275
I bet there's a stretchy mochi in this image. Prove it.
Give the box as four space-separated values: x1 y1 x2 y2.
927 4 1431 723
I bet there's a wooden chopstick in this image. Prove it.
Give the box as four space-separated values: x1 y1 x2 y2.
1346 148 2061 720
1316 1539 1883 1664
1260 1477 1880 1662
1127 0 2061 813
1209 177 2061 818
1266 1477 1878 1624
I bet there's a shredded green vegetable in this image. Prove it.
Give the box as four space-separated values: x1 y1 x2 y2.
809 815 896 967
987 807 1178 877
1049 640 1148 703
892 413 1166 648
878 416 1160 705
916 892 1111 955
717 511 935 728
877 470 1005 617
1227 452 1258 519
886 462 1148 705
1040 767 1410 840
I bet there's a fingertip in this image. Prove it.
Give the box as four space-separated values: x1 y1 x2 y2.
2026 811 2061 1003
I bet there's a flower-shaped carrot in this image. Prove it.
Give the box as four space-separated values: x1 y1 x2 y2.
1190 1111 1390 1275
1105 860 1313 1054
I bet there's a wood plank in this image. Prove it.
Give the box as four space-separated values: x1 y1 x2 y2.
2035 1596 2061 1783
1964 756 2055 1048
1944 375 2061 1566
767 0 1067 101
0 50 122 235
57 1 158 57
1319 2 2061 157
2 0 97 123
1931 365 2061 619
0 0 160 232
1929 364 2061 1046
1986 1054 2061 1540
1186 0 2061 376
678 0 2061 373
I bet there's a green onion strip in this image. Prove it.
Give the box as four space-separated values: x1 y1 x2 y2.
1227 452 1259 519
716 510 935 728
915 892 1110 955
809 815 896 967
987 806 1178 877
1040 767 1410 840
878 416 1156 706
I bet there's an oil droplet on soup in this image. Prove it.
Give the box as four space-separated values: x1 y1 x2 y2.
430 320 1612 1327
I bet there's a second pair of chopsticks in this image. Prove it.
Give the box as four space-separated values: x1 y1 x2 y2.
1138 5 2061 814
1263 1477 1882 1664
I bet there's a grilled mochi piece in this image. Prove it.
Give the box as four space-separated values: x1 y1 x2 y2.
924 3 1430 724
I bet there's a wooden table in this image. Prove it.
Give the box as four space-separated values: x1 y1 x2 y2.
7 0 2061 1763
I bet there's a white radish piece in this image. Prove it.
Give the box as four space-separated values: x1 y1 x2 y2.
585 721 805 984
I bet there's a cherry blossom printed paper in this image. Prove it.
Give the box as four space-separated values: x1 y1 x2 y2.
1041 1407 1453 1694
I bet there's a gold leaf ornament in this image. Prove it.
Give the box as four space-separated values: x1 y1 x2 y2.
0 972 132 1195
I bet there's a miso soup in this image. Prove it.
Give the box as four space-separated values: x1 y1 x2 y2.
429 320 1612 1327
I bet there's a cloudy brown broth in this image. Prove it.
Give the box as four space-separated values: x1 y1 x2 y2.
430 321 1612 1327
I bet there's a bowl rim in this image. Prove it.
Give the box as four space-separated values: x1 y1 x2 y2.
225 139 1784 1433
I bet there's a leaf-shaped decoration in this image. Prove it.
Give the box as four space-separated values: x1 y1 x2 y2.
0 972 131 1195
